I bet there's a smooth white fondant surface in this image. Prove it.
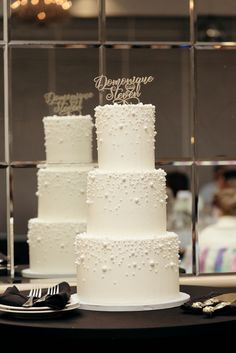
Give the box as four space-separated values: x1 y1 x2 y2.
87 169 166 237
28 219 86 274
38 164 93 221
43 115 93 164
76 232 180 305
95 103 155 171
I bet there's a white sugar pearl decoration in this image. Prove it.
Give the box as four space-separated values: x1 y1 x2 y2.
149 260 155 267
102 265 108 273
71 103 180 300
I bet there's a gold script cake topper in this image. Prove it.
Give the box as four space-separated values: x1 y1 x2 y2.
94 75 154 104
44 92 93 115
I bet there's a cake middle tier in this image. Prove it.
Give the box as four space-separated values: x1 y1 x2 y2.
87 168 167 237
38 164 93 220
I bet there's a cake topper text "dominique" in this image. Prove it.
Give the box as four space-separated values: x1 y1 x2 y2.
44 92 93 115
94 75 154 104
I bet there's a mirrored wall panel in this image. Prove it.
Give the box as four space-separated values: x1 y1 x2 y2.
196 0 236 42
0 169 7 259
3 1 236 276
162 164 192 273
10 0 99 41
106 0 190 42
105 47 191 160
0 2 3 41
12 167 37 264
197 163 236 273
196 49 236 160
10 47 99 162
0 48 4 161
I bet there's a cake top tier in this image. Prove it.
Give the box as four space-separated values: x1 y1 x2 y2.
95 103 156 171
43 115 93 164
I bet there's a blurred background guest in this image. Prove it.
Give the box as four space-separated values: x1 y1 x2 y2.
183 187 236 273
199 165 226 209
223 169 236 188
166 170 189 198
166 171 192 254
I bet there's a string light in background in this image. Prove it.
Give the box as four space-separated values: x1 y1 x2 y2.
10 0 72 21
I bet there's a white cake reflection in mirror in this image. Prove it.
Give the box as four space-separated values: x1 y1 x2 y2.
22 92 94 278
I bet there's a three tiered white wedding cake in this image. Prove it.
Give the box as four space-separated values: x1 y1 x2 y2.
24 115 93 277
75 103 187 310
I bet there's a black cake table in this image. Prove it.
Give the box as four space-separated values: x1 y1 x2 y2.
1 284 236 348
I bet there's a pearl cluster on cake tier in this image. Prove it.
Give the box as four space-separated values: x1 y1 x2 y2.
43 115 93 164
86 169 167 237
27 115 93 276
76 104 180 307
96 103 156 170
76 233 179 305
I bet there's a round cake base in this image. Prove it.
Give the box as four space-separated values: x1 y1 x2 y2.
79 292 190 312
21 268 76 279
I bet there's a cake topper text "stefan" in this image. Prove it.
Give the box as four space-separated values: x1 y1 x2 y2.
94 75 154 104
44 92 93 115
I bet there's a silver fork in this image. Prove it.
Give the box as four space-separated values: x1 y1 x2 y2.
23 287 42 308
34 284 59 304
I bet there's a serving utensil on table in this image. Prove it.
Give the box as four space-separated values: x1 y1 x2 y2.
191 293 236 316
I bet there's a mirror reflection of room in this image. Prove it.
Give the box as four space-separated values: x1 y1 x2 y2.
182 166 236 273
1 0 236 278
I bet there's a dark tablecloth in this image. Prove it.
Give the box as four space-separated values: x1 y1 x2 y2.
1 284 236 347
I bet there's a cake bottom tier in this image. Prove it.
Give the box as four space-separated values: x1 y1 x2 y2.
75 232 180 306
27 218 86 275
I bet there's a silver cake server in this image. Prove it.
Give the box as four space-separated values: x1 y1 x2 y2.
191 293 236 309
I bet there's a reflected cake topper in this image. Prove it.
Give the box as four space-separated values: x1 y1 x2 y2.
44 92 93 116
94 75 154 104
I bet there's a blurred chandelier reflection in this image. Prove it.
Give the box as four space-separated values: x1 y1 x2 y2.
11 0 72 21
